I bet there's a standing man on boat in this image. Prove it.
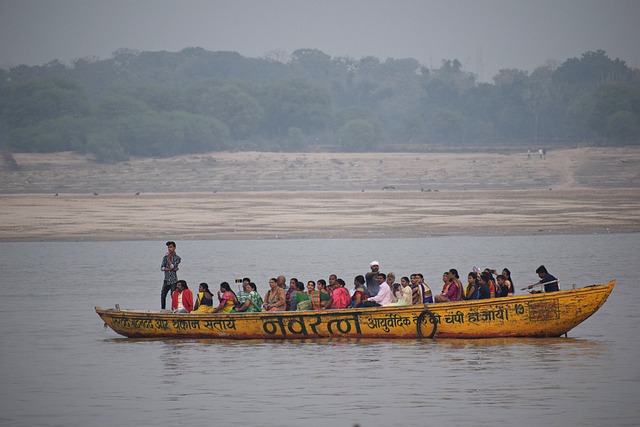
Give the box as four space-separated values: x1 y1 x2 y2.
160 241 181 309
527 265 559 292
365 261 381 296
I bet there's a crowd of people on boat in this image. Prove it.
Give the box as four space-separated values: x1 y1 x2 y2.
160 242 559 314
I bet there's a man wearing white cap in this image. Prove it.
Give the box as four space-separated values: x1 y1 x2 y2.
365 261 381 296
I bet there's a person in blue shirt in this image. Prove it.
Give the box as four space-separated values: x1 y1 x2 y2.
464 272 480 300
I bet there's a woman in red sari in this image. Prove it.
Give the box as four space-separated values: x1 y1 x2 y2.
351 275 368 308
326 278 351 309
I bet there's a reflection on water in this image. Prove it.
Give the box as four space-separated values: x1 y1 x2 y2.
0 234 639 426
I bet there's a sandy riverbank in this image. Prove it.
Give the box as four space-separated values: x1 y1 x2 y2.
1 147 639 241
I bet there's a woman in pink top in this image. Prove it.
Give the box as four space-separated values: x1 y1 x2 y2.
213 282 238 313
435 270 463 302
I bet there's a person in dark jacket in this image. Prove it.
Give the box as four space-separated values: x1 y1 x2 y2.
527 265 559 292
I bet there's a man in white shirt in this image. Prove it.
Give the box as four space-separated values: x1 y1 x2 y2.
362 273 393 307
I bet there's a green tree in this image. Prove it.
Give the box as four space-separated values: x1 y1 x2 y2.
86 131 128 163
291 48 332 80
338 118 382 151
555 50 634 90
284 127 307 151
95 94 151 120
429 109 464 143
570 84 640 142
187 81 263 139
492 69 531 139
606 110 640 142
524 66 556 143
332 107 377 129
125 85 185 112
261 79 332 137
461 83 500 142
173 111 230 153
416 59 477 142
115 111 229 157
8 115 90 152
1 77 90 128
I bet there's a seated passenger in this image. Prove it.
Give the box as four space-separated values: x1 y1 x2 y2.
307 280 318 307
236 277 251 305
496 275 510 297
307 280 316 294
286 278 299 311
449 269 464 300
311 279 331 310
433 272 451 302
326 278 351 309
440 272 451 294
387 272 399 303
478 272 492 299
501 268 515 295
296 281 313 311
434 270 463 302
484 269 500 297
385 276 412 306
263 277 286 311
171 280 194 313
234 282 263 312
411 273 433 304
192 282 214 313
362 273 393 307
463 273 480 300
351 275 369 308
213 282 238 313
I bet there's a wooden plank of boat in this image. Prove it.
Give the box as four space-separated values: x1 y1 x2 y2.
96 280 615 340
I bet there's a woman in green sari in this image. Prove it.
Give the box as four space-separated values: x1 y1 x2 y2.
311 279 331 310
307 281 319 310
296 281 312 311
234 282 263 313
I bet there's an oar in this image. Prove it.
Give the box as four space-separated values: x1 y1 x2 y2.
521 279 558 291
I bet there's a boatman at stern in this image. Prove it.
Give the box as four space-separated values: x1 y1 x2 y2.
527 265 559 293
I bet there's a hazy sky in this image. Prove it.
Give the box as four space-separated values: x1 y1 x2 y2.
1 0 639 81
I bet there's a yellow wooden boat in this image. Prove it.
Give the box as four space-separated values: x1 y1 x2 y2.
96 280 614 339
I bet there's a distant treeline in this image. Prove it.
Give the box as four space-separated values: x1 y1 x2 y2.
1 47 639 162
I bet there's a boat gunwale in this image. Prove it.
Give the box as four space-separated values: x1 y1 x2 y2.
96 280 615 320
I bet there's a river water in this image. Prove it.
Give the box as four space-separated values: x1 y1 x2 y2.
1 234 638 426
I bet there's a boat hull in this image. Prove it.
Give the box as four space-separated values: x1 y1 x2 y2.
96 281 615 339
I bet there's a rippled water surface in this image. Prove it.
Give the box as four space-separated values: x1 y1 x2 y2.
1 234 638 426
